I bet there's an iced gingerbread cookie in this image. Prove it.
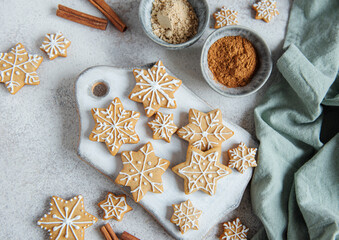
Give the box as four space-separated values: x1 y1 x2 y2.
40 32 71 60
213 7 238 29
171 199 202 234
37 195 97 240
0 43 43 94
172 146 231 195
98 192 132 221
220 217 249 240
148 112 178 143
227 142 257 174
115 142 170 202
253 0 279 23
89 97 140 156
177 108 234 151
129 60 182 117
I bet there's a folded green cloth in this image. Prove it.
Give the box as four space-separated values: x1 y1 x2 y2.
251 0 339 239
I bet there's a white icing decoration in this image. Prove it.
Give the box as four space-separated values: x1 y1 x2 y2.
177 150 229 195
253 0 279 22
0 43 42 93
171 200 202 234
148 112 178 142
90 98 140 154
99 193 129 220
37 196 96 240
130 61 182 116
40 32 70 59
214 7 238 27
117 143 169 202
228 142 257 173
221 218 249 240
178 109 233 150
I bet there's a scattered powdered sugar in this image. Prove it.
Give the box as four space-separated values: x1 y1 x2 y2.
151 0 199 44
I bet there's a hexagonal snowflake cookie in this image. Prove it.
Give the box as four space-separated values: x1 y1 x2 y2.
172 146 232 195
253 0 279 23
148 112 178 143
40 32 71 60
98 192 132 221
213 6 238 29
227 142 257 173
37 195 97 240
220 217 249 240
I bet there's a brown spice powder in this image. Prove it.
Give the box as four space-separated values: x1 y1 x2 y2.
208 36 258 88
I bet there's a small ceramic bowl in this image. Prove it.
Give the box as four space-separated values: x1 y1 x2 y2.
201 26 272 97
139 0 209 50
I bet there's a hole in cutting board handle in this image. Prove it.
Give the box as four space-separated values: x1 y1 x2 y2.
92 82 109 97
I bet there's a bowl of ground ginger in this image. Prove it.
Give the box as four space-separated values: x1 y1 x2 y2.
201 26 272 97
139 0 209 50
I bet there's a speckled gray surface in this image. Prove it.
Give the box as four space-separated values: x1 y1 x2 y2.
0 0 291 239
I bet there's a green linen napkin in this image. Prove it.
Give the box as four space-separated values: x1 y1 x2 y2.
251 0 339 239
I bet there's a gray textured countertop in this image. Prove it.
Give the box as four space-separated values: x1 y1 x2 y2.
0 0 291 239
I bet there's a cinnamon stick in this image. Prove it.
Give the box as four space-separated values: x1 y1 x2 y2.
88 0 127 32
100 225 113 240
121 231 140 240
105 223 119 240
56 4 108 30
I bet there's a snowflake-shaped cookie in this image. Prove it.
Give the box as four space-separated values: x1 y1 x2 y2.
213 7 238 29
177 109 234 151
220 217 249 240
171 199 202 234
40 32 71 60
115 142 170 202
0 43 43 94
253 0 279 23
148 112 178 143
98 192 132 221
129 60 182 117
227 142 257 174
89 97 140 156
173 146 231 195
37 195 97 240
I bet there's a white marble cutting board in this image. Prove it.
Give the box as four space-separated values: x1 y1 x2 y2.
75 64 257 240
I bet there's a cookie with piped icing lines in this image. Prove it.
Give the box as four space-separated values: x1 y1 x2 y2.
170 199 202 234
253 0 279 23
115 142 170 202
227 142 257 174
219 217 249 240
89 97 140 156
0 43 43 94
148 112 178 143
177 108 234 151
98 192 132 221
129 60 182 117
213 7 238 29
40 32 71 60
37 195 97 240
172 146 232 196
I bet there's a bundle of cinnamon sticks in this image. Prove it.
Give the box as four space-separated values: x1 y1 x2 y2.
56 0 127 32
101 223 140 240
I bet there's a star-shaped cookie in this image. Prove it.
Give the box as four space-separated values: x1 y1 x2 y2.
213 7 238 29
98 192 132 221
115 142 170 202
172 146 231 195
0 43 43 94
171 199 202 234
177 108 234 151
148 112 178 143
40 32 71 60
129 60 182 117
220 217 249 240
37 195 97 240
253 0 279 23
89 97 140 156
227 142 257 173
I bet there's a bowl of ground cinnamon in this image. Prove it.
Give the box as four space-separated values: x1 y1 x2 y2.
139 0 209 50
201 26 272 97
